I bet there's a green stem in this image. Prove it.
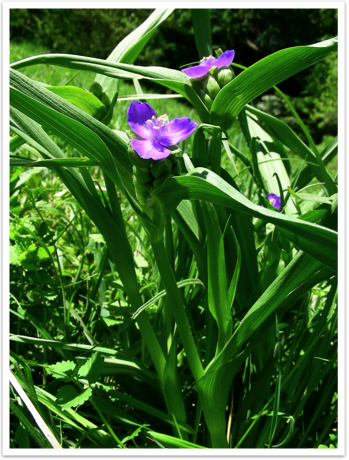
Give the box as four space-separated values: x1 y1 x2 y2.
90 396 125 448
151 239 204 384
104 174 166 382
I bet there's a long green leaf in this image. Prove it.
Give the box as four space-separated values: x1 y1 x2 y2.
201 202 232 352
191 9 212 58
92 8 174 123
152 168 337 271
210 37 338 130
11 55 209 122
10 86 122 188
147 430 206 448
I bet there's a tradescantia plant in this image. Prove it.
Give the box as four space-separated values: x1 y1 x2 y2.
9 8 338 450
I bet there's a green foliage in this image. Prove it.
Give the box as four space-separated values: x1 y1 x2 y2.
9 8 338 451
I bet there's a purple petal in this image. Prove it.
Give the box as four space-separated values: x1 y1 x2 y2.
215 50 235 69
131 138 171 160
266 193 281 210
127 101 157 139
159 118 198 146
181 61 213 79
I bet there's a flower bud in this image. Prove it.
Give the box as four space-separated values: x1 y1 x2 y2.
135 166 152 185
171 160 181 176
167 153 179 164
134 177 152 206
200 90 213 110
204 75 221 99
89 82 103 98
100 92 111 108
150 159 172 179
216 67 235 88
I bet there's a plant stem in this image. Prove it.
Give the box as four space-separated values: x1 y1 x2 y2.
151 238 204 384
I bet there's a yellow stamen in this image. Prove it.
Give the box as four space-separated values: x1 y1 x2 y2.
269 199 275 205
152 115 156 120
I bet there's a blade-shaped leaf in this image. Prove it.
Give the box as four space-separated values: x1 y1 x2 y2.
11 55 210 122
210 37 338 131
152 168 337 271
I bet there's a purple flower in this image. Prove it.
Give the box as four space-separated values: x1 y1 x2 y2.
267 193 281 210
181 50 235 79
127 101 198 160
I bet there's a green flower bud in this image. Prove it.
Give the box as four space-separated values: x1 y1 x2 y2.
128 144 153 168
216 67 235 88
100 92 111 108
171 160 181 176
134 177 152 206
89 81 103 98
167 153 179 164
200 90 213 109
101 110 113 126
135 166 152 185
204 74 221 99
150 158 172 179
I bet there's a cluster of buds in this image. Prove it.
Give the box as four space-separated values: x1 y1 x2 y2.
128 147 181 208
89 81 114 125
181 49 235 109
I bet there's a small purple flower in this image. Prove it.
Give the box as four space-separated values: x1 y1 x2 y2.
267 193 281 210
181 50 235 79
127 101 198 160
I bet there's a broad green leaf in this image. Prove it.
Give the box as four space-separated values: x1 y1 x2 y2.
55 385 92 410
78 352 105 385
10 245 22 266
47 86 107 120
210 37 338 131
46 361 76 381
